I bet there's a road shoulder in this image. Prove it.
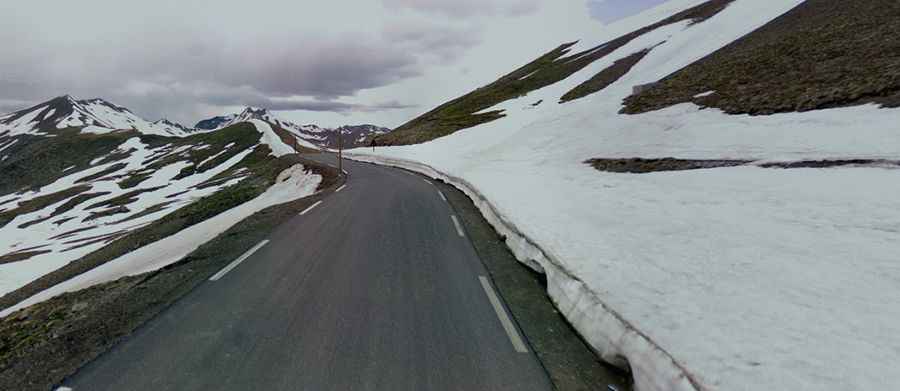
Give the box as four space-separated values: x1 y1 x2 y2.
436 179 632 391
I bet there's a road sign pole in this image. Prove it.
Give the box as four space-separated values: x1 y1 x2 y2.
338 131 343 175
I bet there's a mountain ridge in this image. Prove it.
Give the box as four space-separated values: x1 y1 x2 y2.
1 97 391 149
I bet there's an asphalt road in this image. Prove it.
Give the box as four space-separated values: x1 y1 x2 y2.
63 154 553 391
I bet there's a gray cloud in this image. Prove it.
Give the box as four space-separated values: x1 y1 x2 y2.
586 0 667 24
381 0 538 18
0 0 499 124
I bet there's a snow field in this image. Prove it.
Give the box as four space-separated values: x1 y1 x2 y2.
346 0 900 390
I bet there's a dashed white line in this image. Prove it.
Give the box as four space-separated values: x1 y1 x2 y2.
478 276 529 353
56 387 73 391
299 200 323 216
210 240 270 281
437 190 447 203
423 178 432 185
450 215 465 238
335 184 347 193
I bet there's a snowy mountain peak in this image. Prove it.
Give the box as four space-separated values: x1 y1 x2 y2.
0 96 195 137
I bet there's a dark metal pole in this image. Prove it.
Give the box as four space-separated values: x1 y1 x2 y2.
337 130 343 175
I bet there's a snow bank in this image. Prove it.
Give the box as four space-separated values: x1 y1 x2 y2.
345 0 900 390
0 164 321 318
347 153 703 390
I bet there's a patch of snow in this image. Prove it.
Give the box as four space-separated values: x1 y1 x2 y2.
693 90 715 98
518 70 540 80
81 125 116 134
0 138 18 153
250 119 296 157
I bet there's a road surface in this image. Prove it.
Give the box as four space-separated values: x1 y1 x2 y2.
62 154 553 391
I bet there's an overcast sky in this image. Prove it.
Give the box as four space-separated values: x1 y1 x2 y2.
2 0 666 128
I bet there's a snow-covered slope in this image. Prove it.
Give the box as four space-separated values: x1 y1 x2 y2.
348 1 900 390
0 120 305 306
0 96 196 137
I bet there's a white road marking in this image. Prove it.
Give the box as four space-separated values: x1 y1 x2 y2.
437 190 447 203
299 200 323 216
209 240 270 281
423 179 432 185
56 387 73 391
479 276 529 353
450 215 465 238
335 184 347 193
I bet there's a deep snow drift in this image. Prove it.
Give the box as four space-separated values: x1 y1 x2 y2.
348 0 900 390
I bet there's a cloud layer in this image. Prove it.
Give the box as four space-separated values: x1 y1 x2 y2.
1 0 545 124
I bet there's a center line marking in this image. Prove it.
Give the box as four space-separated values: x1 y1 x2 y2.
335 184 347 193
437 190 447 203
210 240 270 281
299 200 323 215
450 215 465 237
479 276 529 353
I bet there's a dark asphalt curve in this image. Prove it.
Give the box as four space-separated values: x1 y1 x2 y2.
63 154 553 391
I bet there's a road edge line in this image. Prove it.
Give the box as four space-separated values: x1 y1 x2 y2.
479 276 529 353
209 240 270 281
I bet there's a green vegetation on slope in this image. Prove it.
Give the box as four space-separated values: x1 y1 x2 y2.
0 130 133 196
377 0 735 145
0 123 296 312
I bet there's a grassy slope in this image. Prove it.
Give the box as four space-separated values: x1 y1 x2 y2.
376 0 734 145
0 130 132 195
622 0 900 115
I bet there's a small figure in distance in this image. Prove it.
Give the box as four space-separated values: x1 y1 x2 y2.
370 138 377 152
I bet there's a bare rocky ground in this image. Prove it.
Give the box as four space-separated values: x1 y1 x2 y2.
0 159 341 391
623 0 900 115
586 157 900 173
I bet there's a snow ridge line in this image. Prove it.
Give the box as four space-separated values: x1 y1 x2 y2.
346 153 704 391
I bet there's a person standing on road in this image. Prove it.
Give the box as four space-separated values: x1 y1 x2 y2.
370 138 377 152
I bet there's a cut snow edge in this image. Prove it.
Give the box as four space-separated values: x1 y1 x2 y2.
346 153 704 391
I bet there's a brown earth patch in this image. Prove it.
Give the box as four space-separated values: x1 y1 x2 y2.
587 157 900 173
108 201 179 225
82 206 131 223
0 250 52 265
561 49 654 103
0 185 91 228
622 0 900 115
75 163 127 183
587 157 749 173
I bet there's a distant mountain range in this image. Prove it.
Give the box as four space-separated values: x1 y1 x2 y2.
0 95 391 149
194 107 390 149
